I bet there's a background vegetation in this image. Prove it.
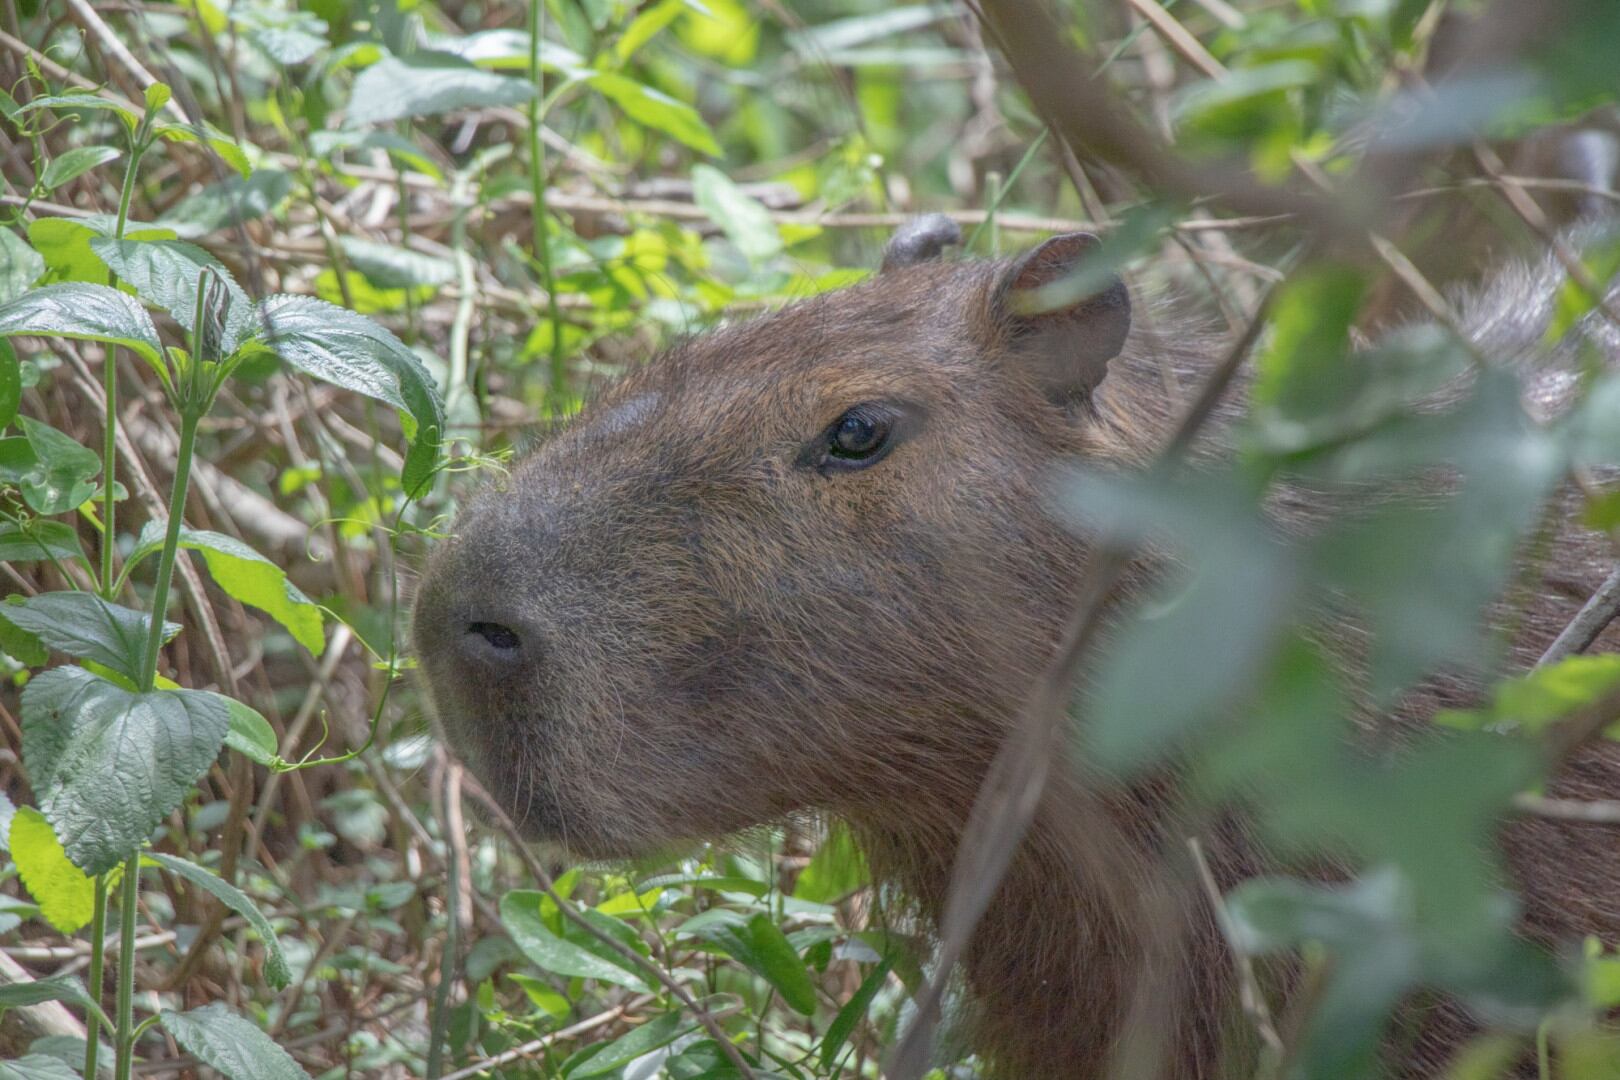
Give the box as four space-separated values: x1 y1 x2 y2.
1 0 1620 1077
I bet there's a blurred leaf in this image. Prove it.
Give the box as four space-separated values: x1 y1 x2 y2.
691 164 783 262
615 0 685 62
148 852 289 989
501 889 653 992
587 72 720 156
345 54 535 127
1 592 177 683
686 911 819 1014
162 1003 312 1079
131 521 325 655
1549 231 1620 343
0 972 93 1011
257 294 443 495
0 1055 81 1080
151 119 253 178
21 666 230 874
307 130 445 183
0 338 17 430
1436 655 1620 737
567 1010 696 1077
9 807 94 933
338 237 455 289
794 822 868 903
92 238 257 357
0 227 44 304
786 5 949 54
39 145 121 192
0 282 165 369
0 520 86 565
820 957 891 1066
428 28 584 72
158 170 293 238
231 6 327 65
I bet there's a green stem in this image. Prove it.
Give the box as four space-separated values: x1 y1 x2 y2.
100 125 148 597
526 0 566 411
138 410 199 692
112 853 139 1080
83 875 107 1078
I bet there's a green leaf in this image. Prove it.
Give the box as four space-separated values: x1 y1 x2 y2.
91 238 257 357
568 1010 696 1078
1548 222 1620 344
162 1003 312 1079
0 338 18 430
1 592 178 684
0 227 44 304
20 666 231 874
307 130 445 183
0 1053 82 1080
7 416 101 515
157 170 293 238
0 281 165 368
9 807 94 933
687 911 819 1014
338 237 455 289
794 822 868 903
0 520 89 566
586 72 720 156
151 119 253 178
14 92 138 124
820 957 891 1067
27 216 176 285
208 692 280 766
691 164 782 262
345 54 536 127
0 973 93 1012
257 294 444 495
40 145 121 191
500 889 653 992
1435 654 1620 737
148 852 289 989
131 521 324 655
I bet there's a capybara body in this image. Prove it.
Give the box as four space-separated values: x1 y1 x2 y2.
413 219 1620 1077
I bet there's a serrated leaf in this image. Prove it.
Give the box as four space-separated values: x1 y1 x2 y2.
500 889 653 992
40 145 121 191
568 1010 696 1078
21 666 230 874
257 294 443 495
587 72 720 156
0 281 164 368
345 54 536 127
691 164 782 262
162 1003 312 1079
0 227 44 304
131 521 324 654
1 592 178 683
0 520 89 565
92 238 257 357
9 807 94 933
148 852 289 988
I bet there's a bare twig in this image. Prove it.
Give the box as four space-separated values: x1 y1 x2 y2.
1539 564 1620 666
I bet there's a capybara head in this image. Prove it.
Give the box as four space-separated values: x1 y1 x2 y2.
412 220 1140 857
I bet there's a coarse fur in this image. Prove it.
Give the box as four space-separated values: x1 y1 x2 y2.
413 223 1620 1077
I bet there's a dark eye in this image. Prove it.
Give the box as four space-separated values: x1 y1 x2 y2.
812 403 900 471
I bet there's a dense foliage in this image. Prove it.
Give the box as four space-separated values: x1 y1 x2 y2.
1 0 1620 1077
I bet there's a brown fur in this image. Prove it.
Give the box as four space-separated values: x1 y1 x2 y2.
413 231 1620 1077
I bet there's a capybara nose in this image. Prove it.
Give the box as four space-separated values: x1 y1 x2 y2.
461 618 526 666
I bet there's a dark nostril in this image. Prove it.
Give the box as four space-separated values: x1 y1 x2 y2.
467 621 522 654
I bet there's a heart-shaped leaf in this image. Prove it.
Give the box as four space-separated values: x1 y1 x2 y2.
21 666 230 874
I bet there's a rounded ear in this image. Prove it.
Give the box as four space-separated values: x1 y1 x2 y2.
993 232 1131 406
881 214 962 271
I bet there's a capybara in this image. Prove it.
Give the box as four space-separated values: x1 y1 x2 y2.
413 208 1620 1077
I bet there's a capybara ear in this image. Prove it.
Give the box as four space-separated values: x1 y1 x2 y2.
881 213 962 271
992 232 1131 406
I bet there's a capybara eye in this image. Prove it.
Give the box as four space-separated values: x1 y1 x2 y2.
827 404 895 465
